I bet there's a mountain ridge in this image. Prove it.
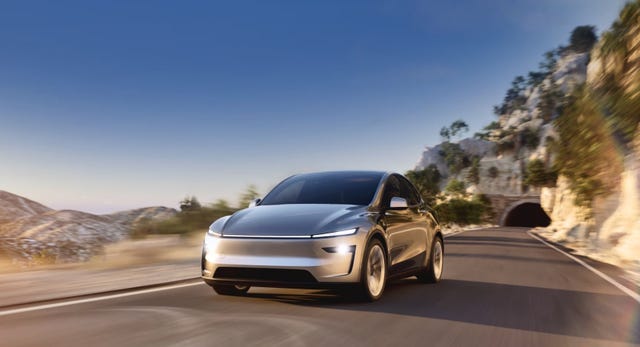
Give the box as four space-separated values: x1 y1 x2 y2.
0 190 177 263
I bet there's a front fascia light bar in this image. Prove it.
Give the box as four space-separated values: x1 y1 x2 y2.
311 228 358 239
207 229 221 237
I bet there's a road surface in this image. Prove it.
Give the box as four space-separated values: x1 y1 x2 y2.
1 227 639 346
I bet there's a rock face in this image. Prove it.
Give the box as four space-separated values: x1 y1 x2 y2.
415 138 495 177
0 192 177 263
415 52 589 198
539 4 640 268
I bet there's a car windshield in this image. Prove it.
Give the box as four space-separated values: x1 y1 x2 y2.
260 172 384 206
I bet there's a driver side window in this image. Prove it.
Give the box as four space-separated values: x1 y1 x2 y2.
381 176 400 208
398 176 421 206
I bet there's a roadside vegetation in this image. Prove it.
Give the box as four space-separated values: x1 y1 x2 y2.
131 187 259 238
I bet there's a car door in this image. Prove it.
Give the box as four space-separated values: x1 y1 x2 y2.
382 175 428 274
397 175 432 267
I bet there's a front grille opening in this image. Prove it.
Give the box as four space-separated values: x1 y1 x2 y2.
214 267 317 283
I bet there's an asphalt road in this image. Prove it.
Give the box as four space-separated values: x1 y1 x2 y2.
2 227 639 347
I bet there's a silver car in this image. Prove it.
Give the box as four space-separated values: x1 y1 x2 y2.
201 171 444 301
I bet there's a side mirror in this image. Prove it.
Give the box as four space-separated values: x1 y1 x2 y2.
248 198 262 208
389 197 408 210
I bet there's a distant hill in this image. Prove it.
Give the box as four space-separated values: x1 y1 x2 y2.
0 191 177 263
0 191 53 223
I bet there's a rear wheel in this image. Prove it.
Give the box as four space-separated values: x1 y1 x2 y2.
417 236 444 283
354 239 387 301
212 284 250 296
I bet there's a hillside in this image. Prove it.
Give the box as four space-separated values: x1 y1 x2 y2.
0 192 177 263
0 191 52 223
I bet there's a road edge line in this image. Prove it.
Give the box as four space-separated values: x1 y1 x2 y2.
527 230 640 304
0 279 204 317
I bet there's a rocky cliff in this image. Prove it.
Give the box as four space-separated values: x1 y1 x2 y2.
415 51 589 197
542 2 640 267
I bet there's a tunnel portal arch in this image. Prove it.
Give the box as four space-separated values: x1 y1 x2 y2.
500 199 551 227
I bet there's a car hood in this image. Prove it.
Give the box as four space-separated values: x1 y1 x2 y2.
221 204 367 237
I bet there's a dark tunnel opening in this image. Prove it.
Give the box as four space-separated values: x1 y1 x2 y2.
503 203 551 227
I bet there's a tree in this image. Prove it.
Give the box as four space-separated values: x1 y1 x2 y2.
238 185 260 208
211 199 233 211
449 120 469 140
179 196 201 212
569 25 597 53
539 49 558 75
527 71 546 87
439 127 451 141
405 165 441 205
439 142 470 174
440 119 469 141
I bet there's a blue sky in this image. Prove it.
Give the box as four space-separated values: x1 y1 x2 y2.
0 0 628 213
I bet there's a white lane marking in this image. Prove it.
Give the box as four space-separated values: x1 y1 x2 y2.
0 281 204 317
528 230 640 304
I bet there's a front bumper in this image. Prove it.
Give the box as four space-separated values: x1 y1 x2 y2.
201 232 366 286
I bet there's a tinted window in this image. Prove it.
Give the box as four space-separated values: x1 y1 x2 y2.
398 176 421 206
380 175 401 208
261 172 384 206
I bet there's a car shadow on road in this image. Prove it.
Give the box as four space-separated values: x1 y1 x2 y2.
246 278 640 343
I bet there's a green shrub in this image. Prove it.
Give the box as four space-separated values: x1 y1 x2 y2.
474 121 501 140
445 178 466 196
179 196 202 212
520 128 540 150
524 159 557 187
434 195 492 225
466 158 480 184
553 87 622 207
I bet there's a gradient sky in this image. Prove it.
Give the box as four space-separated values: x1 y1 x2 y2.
0 0 628 213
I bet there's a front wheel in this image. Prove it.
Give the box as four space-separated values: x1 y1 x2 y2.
417 236 444 283
212 284 250 296
354 239 387 301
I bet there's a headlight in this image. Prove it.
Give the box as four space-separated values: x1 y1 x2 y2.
311 228 358 238
204 228 221 248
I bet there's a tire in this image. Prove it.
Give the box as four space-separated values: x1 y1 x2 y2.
354 238 387 301
212 284 250 296
417 236 444 283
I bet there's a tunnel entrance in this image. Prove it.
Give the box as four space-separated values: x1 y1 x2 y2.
503 202 551 227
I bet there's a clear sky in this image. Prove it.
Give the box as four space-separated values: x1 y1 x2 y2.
0 0 628 213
